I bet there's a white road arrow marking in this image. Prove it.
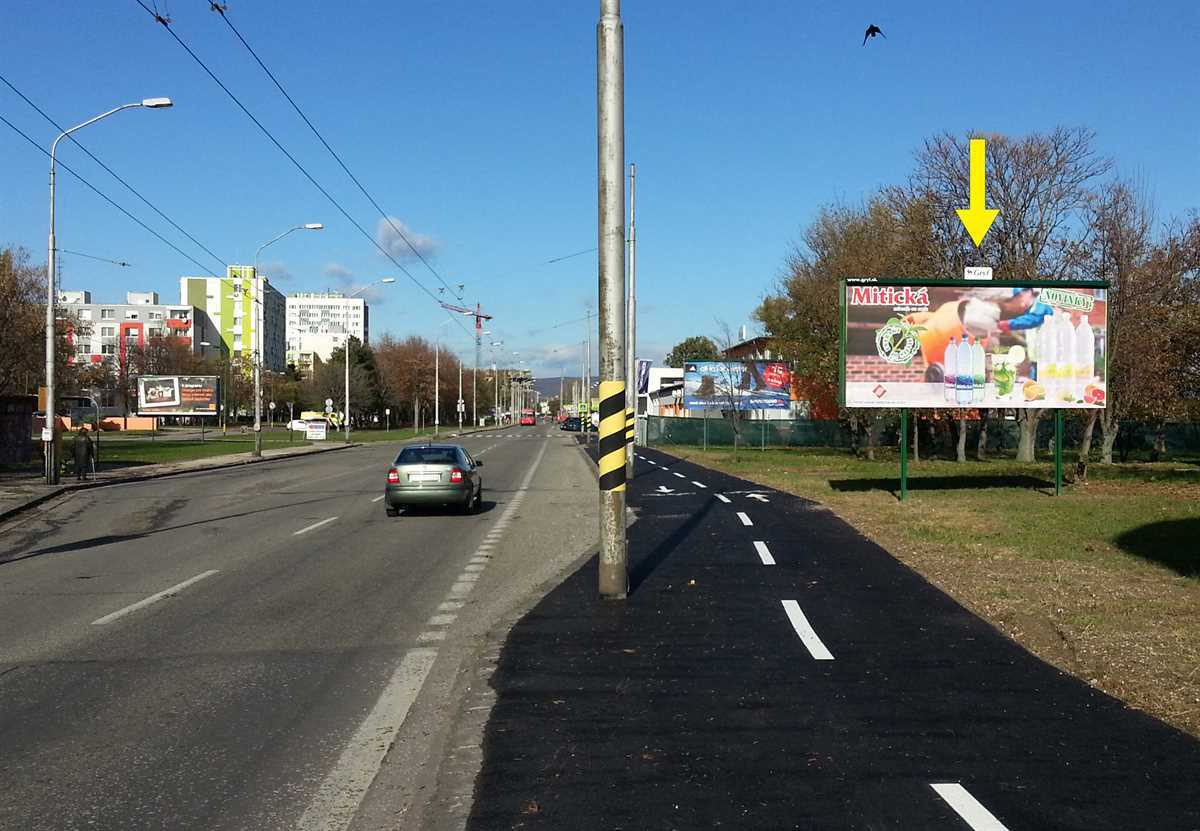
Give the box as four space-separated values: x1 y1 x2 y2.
747 493 770 503
656 485 675 494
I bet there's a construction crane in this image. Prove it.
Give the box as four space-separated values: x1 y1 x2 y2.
440 302 493 425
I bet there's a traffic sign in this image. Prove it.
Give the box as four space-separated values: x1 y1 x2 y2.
325 398 333 406
269 401 276 410
325 405 333 414
385 408 391 415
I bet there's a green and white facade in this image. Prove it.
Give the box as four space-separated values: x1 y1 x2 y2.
180 266 286 371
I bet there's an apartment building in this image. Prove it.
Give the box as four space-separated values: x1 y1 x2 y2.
57 290 200 366
180 266 286 371
285 291 369 371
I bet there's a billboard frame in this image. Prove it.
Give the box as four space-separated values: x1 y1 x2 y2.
136 375 220 417
838 277 1111 499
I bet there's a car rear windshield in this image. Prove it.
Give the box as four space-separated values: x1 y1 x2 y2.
395 447 459 465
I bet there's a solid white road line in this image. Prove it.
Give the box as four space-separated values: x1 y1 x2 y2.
296 648 438 831
692 480 707 488
781 600 834 660
371 495 385 503
294 516 339 536
929 784 1011 831
736 511 753 526
715 494 731 503
753 541 776 566
92 570 219 626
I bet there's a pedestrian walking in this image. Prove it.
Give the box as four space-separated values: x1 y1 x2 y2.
72 426 94 482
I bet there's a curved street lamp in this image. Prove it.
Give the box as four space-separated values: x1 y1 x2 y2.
343 279 396 443
247 223 323 457
44 98 172 483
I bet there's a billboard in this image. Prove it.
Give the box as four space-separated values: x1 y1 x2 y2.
137 375 219 416
683 361 793 410
841 280 1107 409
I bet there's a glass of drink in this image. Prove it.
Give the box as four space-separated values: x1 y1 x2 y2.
994 362 1015 399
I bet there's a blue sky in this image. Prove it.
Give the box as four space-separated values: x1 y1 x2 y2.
2 1 1196 380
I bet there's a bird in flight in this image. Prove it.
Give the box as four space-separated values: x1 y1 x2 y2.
862 24 885 45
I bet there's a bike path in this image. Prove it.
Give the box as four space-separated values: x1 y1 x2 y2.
466 446 1200 830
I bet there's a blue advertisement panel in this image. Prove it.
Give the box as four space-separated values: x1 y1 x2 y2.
683 361 793 410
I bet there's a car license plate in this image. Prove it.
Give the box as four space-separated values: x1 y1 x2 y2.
408 473 439 482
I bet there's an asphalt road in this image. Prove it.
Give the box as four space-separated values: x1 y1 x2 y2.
467 445 1200 830
0 423 597 831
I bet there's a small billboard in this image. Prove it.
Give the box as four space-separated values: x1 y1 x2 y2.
137 375 219 416
305 419 328 441
683 361 793 410
840 279 1107 409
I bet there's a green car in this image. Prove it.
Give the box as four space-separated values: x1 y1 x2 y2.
385 443 483 516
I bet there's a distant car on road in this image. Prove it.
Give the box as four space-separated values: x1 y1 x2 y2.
560 417 582 432
286 419 308 431
519 414 536 426
385 443 483 516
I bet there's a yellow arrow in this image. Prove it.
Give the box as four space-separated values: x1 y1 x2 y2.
956 138 1000 247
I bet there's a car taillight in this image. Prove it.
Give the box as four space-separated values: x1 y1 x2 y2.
449 467 464 483
387 468 400 484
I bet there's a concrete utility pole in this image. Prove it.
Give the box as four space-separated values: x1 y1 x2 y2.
625 161 637 479
458 358 464 432
596 0 628 599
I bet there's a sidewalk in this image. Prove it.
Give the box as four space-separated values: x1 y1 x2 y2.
0 442 356 524
461 446 1200 830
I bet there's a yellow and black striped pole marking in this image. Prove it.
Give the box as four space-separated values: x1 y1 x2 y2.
598 381 627 492
625 408 635 445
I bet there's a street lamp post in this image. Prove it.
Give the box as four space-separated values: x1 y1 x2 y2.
43 97 172 484
251 223 322 458
343 278 396 443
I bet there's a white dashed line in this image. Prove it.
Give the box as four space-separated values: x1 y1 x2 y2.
672 472 686 479
753 541 775 566
736 512 752 526
427 613 457 626
781 600 834 660
294 516 339 536
929 784 1010 831
692 481 707 489
371 495 385 503
715 494 731 503
92 570 219 626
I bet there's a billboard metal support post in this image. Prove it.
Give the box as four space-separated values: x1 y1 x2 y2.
703 406 708 451
899 408 909 501
1054 409 1063 496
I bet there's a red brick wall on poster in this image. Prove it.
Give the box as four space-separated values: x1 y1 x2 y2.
845 355 927 384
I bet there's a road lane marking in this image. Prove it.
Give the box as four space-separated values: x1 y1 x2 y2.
296 648 438 831
692 480 707 488
930 784 1010 831
736 511 753 525
781 600 834 660
294 516 339 536
672 472 686 479
438 600 464 611
417 630 447 643
428 613 457 626
715 494 731 503
753 541 776 565
371 495 385 503
92 570 219 626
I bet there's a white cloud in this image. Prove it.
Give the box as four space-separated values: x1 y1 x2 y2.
258 260 292 281
324 263 354 284
375 216 438 262
321 262 389 305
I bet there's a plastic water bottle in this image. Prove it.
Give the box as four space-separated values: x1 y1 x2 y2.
972 337 986 403
1075 314 1095 398
1038 316 1056 394
956 335 973 405
1056 311 1075 401
944 337 958 403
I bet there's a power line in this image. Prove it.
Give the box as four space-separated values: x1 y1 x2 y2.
0 111 223 278
545 247 597 264
209 2 466 305
525 312 593 336
58 249 133 267
0 71 228 275
132 1 471 338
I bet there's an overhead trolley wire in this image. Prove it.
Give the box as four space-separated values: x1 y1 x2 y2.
209 2 466 305
133 0 471 337
0 111 223 279
0 71 229 275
